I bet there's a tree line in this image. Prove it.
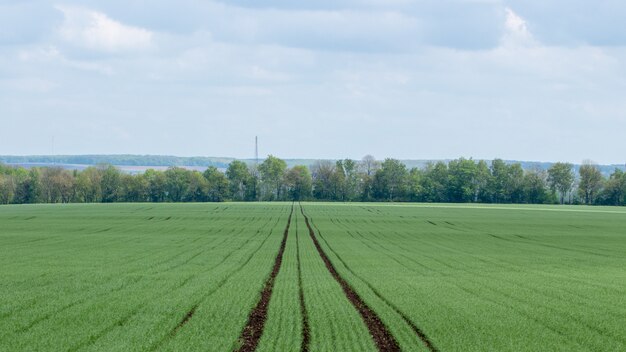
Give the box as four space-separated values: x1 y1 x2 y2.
1 156 625 206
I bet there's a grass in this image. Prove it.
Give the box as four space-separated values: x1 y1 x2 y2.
1 202 625 351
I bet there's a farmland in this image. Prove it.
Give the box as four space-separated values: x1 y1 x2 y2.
1 203 625 351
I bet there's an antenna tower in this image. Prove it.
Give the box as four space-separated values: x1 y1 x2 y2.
255 136 259 165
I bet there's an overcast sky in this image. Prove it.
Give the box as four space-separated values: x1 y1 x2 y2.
1 1 625 164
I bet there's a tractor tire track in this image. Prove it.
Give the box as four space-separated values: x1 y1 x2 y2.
311 215 439 352
333 212 624 348
299 204 400 352
294 214 310 352
149 214 285 351
72 218 277 352
235 203 294 352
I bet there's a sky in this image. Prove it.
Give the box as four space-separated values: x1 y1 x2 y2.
1 1 625 164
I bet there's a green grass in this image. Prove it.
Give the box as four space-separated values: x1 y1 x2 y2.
1 202 625 351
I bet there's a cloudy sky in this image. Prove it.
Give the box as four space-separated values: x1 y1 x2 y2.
1 1 625 164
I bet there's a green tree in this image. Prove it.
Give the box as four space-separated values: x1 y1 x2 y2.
76 167 103 202
203 166 229 202
285 165 312 200
120 173 149 202
489 159 509 203
601 169 626 206
332 161 346 201
0 174 15 204
258 155 287 200
226 161 250 201
164 167 189 202
186 171 209 202
523 169 550 204
373 158 408 201
508 163 525 203
312 161 335 200
447 158 478 202
407 168 424 201
578 161 604 205
144 169 167 202
342 159 360 201
547 162 575 204
473 160 492 202
14 168 41 204
99 165 122 203
420 162 449 202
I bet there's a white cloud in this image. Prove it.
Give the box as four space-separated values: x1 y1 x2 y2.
502 7 534 46
56 6 153 52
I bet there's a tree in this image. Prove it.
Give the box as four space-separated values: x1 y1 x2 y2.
285 166 312 200
578 161 604 205
342 159 360 201
523 169 550 204
57 170 76 203
420 162 449 202
14 168 41 204
447 158 478 202
40 167 75 203
0 174 15 204
331 161 346 201
508 163 525 203
407 168 424 201
76 167 102 202
226 161 250 201
473 160 492 202
601 169 626 206
203 166 229 202
373 158 408 201
186 171 209 202
489 159 509 203
548 162 575 204
164 167 189 202
100 165 122 203
144 169 167 202
258 155 287 200
360 155 380 177
120 173 148 202
311 160 335 200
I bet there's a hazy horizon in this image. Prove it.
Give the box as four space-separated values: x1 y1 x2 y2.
2 1 625 164
2 153 625 167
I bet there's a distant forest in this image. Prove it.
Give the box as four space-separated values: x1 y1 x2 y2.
1 156 625 206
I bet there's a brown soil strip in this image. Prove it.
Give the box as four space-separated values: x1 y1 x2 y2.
149 216 282 352
309 218 439 352
235 204 294 352
171 305 197 335
294 215 311 352
299 204 400 352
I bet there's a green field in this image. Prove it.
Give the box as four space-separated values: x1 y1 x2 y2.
1 203 625 351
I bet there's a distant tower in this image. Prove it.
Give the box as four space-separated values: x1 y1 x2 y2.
255 136 259 166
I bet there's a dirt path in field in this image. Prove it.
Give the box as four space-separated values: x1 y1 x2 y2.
294 215 311 352
312 216 439 352
235 203 294 352
299 204 400 352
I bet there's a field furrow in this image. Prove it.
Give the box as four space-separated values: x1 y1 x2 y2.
1 202 625 352
300 204 400 352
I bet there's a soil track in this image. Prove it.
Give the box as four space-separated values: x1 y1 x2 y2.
299 204 400 352
311 217 439 352
235 204 294 352
294 215 311 352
